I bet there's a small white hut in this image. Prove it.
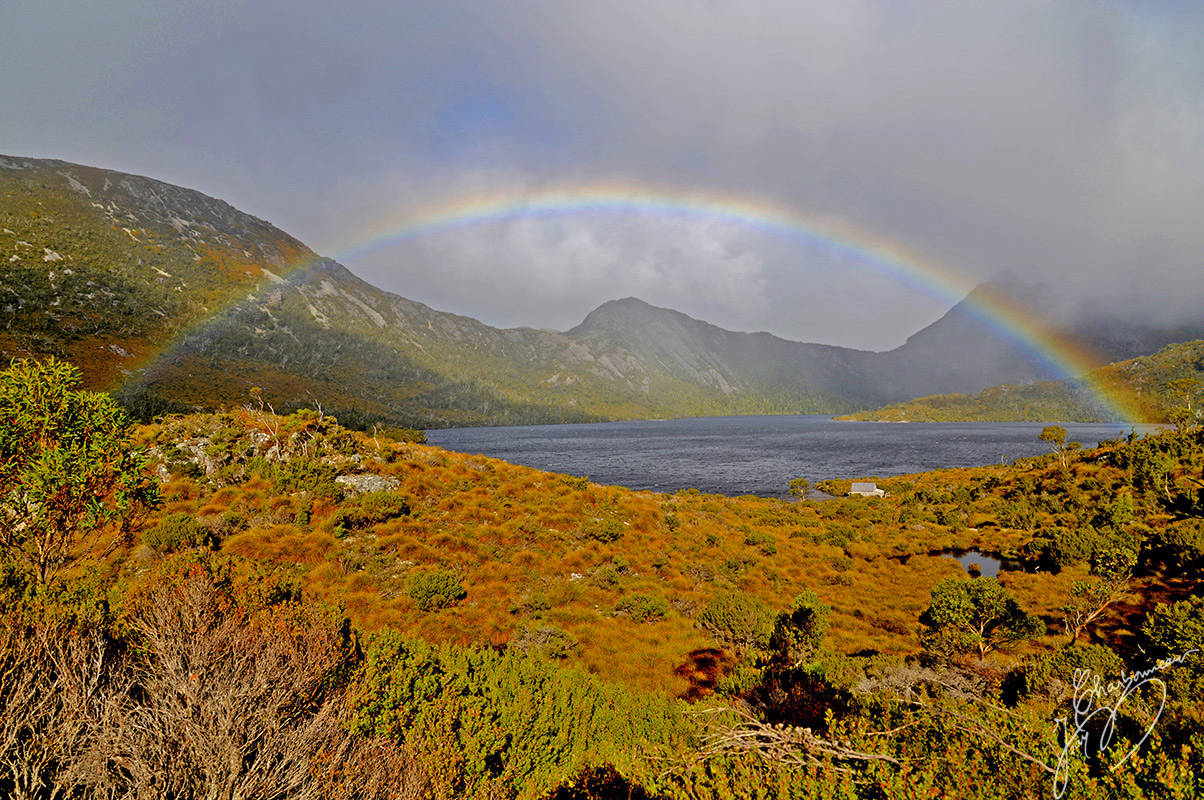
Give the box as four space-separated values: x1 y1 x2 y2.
849 481 885 498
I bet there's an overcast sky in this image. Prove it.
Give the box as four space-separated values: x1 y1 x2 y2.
3 1 1201 349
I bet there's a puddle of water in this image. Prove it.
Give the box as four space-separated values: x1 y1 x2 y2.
942 549 1003 578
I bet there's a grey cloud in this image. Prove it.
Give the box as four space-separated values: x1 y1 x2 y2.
2 1 1201 348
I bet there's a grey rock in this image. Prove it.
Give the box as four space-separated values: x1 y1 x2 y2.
335 473 400 495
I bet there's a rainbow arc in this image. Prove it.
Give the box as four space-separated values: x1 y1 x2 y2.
129 184 1143 422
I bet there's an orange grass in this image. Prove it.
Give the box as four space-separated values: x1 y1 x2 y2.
119 413 1197 694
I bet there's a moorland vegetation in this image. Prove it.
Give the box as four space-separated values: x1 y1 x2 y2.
1 357 1202 799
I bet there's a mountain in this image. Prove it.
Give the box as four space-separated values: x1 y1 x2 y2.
3 154 1201 427
0 155 598 427
840 339 1204 423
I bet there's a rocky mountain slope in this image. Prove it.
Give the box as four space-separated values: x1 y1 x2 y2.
3 155 1199 427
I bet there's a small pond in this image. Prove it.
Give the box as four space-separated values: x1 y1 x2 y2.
941 549 1006 578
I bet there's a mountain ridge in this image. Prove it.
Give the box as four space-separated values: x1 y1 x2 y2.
4 154 1201 427
839 339 1204 423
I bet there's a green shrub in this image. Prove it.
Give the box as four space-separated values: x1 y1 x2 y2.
406 569 467 611
768 589 830 666
1139 596 1204 700
697 591 775 652
591 566 623 589
1025 526 1100 572
919 577 1043 659
616 593 669 623
743 530 778 556
329 491 410 537
584 517 625 543
348 633 685 799
827 554 854 572
0 357 159 582
373 424 427 444
562 475 590 491
272 459 344 501
1016 644 1124 699
509 625 578 659
142 512 212 554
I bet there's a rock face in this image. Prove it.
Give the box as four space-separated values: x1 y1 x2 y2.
4 155 1201 427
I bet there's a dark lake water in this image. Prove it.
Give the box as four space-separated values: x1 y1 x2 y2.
426 415 1149 498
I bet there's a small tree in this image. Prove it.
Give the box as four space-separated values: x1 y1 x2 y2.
788 478 811 500
768 589 830 667
1061 546 1136 644
1039 425 1069 469
919 577 1043 659
0 358 159 583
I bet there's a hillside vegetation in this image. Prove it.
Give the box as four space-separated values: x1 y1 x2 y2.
3 357 1203 798
841 339 1204 424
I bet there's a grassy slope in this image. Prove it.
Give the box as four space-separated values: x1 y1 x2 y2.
839 339 1204 423
105 408 1203 698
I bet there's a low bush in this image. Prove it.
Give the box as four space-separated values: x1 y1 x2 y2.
743 531 777 556
142 513 212 554
697 592 775 652
616 593 669 623
329 491 410 538
406 569 467 612
1015 643 1125 699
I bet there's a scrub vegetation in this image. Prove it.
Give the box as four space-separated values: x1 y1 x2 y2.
2 357 1202 798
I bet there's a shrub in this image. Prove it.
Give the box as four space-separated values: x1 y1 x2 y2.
0 358 159 582
743 531 778 556
142 513 212 554
1024 526 1100 572
919 577 1043 659
406 569 467 611
584 518 625 543
768 589 830 666
1016 644 1124 699
562 475 590 491
373 424 427 444
510 625 578 659
329 491 410 538
1139 596 1204 700
697 592 775 652
347 633 685 799
591 567 623 589
616 593 669 623
272 459 344 501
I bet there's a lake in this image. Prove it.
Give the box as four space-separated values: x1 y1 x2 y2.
425 415 1150 498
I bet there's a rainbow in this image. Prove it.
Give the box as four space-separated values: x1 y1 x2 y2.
134 183 1145 422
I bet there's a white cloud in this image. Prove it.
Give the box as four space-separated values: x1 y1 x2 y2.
358 212 769 333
